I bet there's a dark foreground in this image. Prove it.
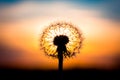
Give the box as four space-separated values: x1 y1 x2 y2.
0 68 119 80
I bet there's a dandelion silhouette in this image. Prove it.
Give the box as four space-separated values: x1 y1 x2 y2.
40 22 83 80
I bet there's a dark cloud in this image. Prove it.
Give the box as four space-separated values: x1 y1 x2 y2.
100 0 120 21
69 0 120 21
0 41 24 64
0 0 20 4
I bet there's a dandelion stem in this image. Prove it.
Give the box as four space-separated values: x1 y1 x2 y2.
58 51 63 80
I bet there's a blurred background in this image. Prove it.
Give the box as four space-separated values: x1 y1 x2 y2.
0 0 120 79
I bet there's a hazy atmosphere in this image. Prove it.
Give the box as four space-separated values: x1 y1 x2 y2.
0 0 119 70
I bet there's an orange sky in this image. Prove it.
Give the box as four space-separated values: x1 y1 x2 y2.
0 2 119 70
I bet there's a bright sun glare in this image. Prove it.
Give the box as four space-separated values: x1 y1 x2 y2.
40 22 83 58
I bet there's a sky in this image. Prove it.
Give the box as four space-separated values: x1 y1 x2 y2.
0 0 120 70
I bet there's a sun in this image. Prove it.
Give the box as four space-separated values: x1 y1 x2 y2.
40 22 83 58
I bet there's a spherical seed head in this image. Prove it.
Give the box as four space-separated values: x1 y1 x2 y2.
40 22 83 58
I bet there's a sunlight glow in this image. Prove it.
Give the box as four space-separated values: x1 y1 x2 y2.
40 22 83 58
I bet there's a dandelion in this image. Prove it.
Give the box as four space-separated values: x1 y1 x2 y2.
40 21 83 80
40 22 82 58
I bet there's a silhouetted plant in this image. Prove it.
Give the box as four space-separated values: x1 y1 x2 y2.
40 22 83 80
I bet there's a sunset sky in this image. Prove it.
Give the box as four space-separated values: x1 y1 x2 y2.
0 0 120 70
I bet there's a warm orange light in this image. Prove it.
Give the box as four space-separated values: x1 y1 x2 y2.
40 22 83 58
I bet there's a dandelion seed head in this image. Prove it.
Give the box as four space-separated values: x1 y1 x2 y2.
40 22 83 58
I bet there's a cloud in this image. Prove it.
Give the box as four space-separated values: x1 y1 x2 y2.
0 0 119 22
90 53 120 69
70 0 120 21
0 1 102 23
98 0 120 21
0 41 24 65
